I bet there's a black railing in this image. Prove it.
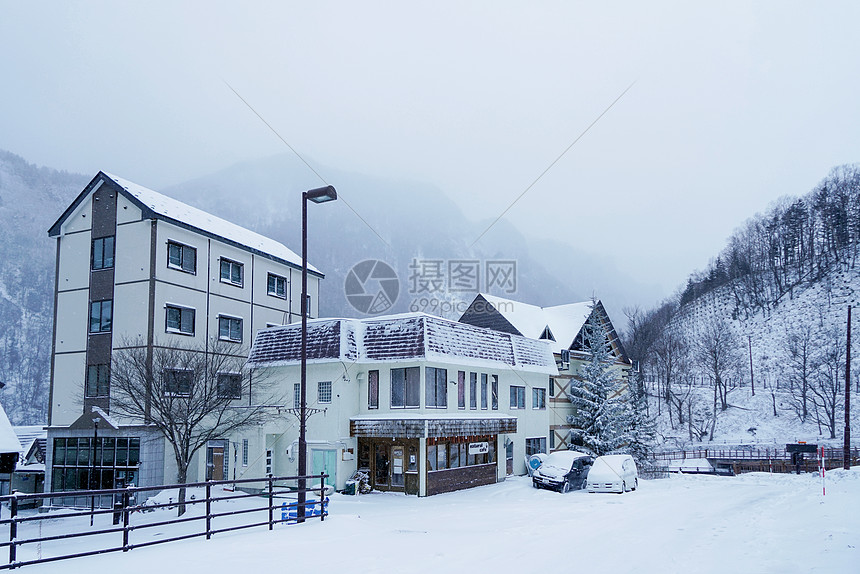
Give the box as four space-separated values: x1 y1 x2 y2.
0 473 328 570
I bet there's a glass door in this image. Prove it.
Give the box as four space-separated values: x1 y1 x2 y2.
391 446 405 488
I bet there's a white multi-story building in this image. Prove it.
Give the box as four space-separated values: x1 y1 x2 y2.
44 172 321 497
245 313 558 496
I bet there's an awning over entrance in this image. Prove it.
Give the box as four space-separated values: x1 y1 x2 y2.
350 416 516 438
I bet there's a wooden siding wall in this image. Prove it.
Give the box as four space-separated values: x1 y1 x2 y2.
426 464 496 496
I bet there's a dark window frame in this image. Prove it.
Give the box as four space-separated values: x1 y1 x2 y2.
89 300 113 333
368 370 379 409
425 367 448 408
219 258 244 287
491 375 499 410
267 273 287 299
165 304 195 335
85 364 110 398
457 371 466 409
91 236 115 270
480 373 488 410
167 241 197 274
390 367 420 408
532 387 547 410
525 437 547 457
469 372 477 410
163 368 193 397
510 385 526 409
318 380 332 404
217 372 242 400
218 315 243 343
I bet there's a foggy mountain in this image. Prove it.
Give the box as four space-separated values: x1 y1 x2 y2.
0 149 656 424
163 153 660 322
0 151 88 424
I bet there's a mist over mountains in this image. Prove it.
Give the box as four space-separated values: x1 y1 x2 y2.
0 149 658 424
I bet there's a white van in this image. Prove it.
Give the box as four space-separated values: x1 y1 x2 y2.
586 454 638 493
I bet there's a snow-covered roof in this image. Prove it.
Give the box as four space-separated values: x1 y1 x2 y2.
476 293 593 354
48 172 318 274
247 313 557 374
0 405 22 454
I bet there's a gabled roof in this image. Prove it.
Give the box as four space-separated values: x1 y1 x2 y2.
48 171 321 276
247 313 558 374
459 294 629 362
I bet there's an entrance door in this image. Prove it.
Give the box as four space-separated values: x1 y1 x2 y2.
207 446 225 481
312 449 337 487
505 441 514 476
391 446 405 488
374 443 389 487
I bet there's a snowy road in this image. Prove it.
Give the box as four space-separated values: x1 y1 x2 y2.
27 469 858 574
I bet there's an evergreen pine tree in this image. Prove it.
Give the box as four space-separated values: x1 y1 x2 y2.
567 302 629 455
622 369 657 464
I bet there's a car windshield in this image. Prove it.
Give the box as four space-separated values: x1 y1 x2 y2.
542 451 587 470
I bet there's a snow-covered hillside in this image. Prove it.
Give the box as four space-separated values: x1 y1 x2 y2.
649 262 859 449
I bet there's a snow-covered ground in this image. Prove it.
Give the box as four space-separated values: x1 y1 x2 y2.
22 469 859 574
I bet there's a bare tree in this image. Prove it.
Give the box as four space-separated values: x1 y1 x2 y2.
781 322 819 423
693 318 740 412
110 337 279 514
810 325 845 439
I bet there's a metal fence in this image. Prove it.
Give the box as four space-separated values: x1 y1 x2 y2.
0 473 329 570
651 447 859 473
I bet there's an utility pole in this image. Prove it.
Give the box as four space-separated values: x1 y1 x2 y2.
844 305 851 471
748 335 755 396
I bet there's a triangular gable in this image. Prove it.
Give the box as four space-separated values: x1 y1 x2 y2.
569 301 629 363
68 406 120 431
457 294 523 336
540 326 556 341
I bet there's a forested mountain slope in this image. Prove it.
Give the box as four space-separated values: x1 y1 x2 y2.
629 165 860 447
0 152 87 423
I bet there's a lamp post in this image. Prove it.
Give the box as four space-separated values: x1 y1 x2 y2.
90 419 98 526
298 185 337 522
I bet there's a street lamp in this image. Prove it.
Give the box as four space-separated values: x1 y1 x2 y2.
298 185 337 522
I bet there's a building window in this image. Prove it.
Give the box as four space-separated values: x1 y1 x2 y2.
294 382 301 409
85 364 110 398
533 387 546 410
368 370 379 409
167 241 196 273
217 373 242 400
267 273 287 299
218 315 242 342
166 305 195 335
164 369 192 396
549 377 556 397
91 236 115 270
390 367 420 408
51 437 140 492
427 437 496 471
549 432 556 450
89 300 112 333
220 258 244 287
480 373 488 410
425 367 447 408
510 385 526 409
457 371 466 409
491 375 498 410
318 381 332 404
525 437 547 457
242 439 249 467
469 372 477 410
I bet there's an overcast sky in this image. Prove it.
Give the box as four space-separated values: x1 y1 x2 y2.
2 2 859 298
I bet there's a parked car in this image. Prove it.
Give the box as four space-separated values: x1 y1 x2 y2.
586 454 638 493
532 451 594 493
